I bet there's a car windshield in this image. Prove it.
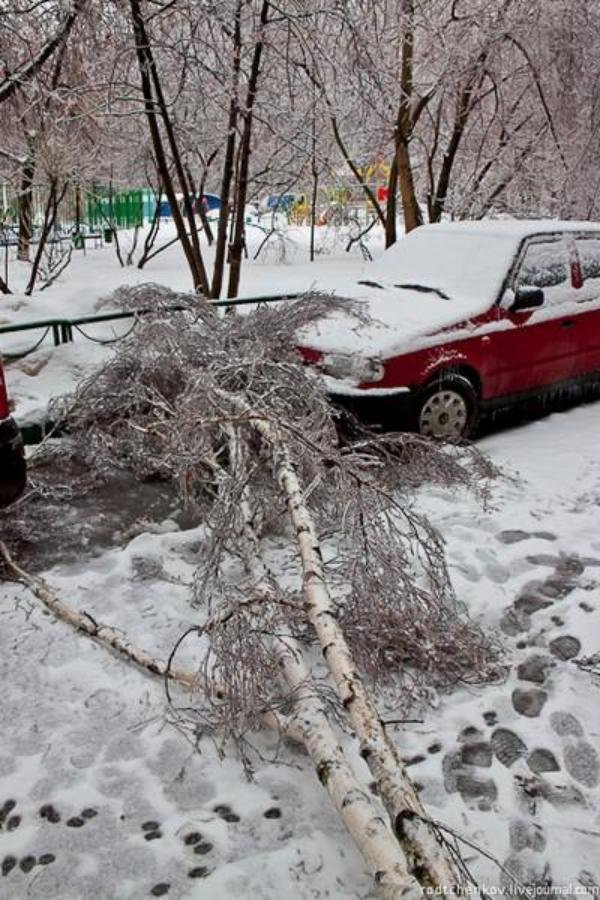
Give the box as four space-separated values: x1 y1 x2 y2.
365 226 519 305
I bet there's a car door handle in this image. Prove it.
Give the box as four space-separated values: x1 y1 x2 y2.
561 319 575 328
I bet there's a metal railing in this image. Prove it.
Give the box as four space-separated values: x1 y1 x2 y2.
0 293 299 362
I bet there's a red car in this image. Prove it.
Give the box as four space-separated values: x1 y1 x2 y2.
299 220 600 438
0 358 26 508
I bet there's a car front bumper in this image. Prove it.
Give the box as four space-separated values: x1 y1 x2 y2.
328 386 415 430
0 416 27 508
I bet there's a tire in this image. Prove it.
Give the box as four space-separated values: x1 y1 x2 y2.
0 417 26 508
414 374 479 440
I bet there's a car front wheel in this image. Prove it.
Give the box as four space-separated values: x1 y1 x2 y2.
414 374 479 440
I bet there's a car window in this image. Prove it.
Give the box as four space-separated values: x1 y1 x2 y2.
576 237 600 283
515 239 571 305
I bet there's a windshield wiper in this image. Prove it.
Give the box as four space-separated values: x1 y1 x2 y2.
357 279 384 289
394 283 449 300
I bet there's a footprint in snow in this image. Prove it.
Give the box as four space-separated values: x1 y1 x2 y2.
514 771 586 814
548 635 581 660
516 655 555 685
497 530 557 545
212 803 240 823
512 687 548 718
500 853 553 894
497 530 532 545
502 823 550 897
509 817 546 853
550 711 600 788
501 550 589 636
526 748 560 774
442 728 497 810
491 728 528 768
473 547 512 583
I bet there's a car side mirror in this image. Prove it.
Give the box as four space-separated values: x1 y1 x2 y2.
510 286 544 312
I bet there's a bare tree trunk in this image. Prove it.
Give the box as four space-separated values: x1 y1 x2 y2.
74 182 82 233
137 181 163 269
397 140 422 233
394 0 422 235
185 163 214 246
126 226 140 266
211 1 242 299
25 179 67 296
108 170 125 268
429 62 486 223
309 83 319 262
17 39 68 263
384 154 399 247
129 0 209 294
227 1 269 299
17 152 35 262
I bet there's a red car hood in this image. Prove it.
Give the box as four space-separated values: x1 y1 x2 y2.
298 282 492 359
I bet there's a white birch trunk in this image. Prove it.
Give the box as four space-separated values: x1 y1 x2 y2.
0 541 299 740
0 542 205 686
275 633 423 900
224 429 422 897
217 393 460 890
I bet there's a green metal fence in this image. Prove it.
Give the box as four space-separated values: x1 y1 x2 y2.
86 188 148 229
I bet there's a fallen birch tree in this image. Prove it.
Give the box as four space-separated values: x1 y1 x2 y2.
4 285 503 894
0 540 420 897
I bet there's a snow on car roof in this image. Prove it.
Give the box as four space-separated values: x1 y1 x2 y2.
420 218 600 236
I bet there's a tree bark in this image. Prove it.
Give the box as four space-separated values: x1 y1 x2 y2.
129 0 209 294
394 0 422 235
17 151 35 262
396 139 422 233
429 63 486 223
185 164 214 246
309 82 319 262
276 634 422 899
25 179 67 296
211 2 242 299
384 154 399 247
226 1 269 299
137 181 163 268
0 273 11 295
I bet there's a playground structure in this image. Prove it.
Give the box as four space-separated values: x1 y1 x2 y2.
260 159 392 228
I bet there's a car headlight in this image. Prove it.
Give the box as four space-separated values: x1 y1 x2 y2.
321 354 384 383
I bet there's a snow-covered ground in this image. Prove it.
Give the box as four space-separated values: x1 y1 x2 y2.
1 226 599 898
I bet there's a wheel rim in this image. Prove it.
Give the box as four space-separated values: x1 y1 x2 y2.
419 389 468 438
